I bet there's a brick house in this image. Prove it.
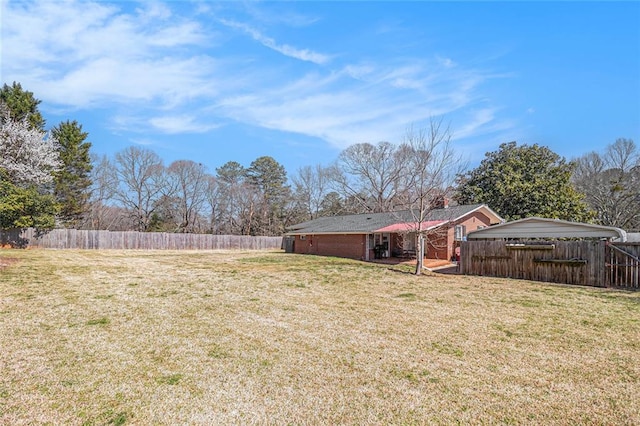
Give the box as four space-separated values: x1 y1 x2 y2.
286 204 502 261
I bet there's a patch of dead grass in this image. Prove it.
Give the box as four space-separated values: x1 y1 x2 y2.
0 249 638 424
0 255 19 270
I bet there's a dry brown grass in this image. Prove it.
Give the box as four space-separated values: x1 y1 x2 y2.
0 249 638 425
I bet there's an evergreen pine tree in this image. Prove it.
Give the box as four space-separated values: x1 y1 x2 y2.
52 120 93 227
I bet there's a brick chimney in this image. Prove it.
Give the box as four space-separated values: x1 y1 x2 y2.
431 195 449 209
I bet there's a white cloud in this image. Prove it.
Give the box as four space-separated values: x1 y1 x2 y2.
135 1 171 20
437 56 456 68
454 108 500 140
217 59 498 149
242 2 321 28
219 19 330 65
343 64 376 80
130 138 155 146
1 0 513 149
149 22 206 47
43 55 218 108
149 115 220 134
2 0 214 109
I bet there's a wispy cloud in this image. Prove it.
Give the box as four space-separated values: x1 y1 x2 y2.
149 115 220 134
130 138 155 146
242 2 321 28
219 19 330 65
218 58 501 149
453 108 514 140
2 0 512 149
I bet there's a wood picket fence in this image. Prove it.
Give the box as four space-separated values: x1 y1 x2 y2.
0 228 283 251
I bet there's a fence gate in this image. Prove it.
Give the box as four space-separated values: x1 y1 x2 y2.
607 243 640 289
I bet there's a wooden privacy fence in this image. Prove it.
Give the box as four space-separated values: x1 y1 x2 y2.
607 243 640 289
460 240 640 289
0 228 283 251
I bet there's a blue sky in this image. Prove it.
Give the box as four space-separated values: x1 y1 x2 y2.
2 0 639 177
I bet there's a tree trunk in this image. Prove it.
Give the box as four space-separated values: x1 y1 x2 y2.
415 233 424 275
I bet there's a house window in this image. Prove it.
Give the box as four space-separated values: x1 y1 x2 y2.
454 225 466 241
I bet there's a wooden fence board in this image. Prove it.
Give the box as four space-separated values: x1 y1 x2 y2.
461 240 639 289
0 228 283 251
461 240 606 287
607 243 640 290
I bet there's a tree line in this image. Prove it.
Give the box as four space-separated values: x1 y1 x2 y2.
1 81 638 237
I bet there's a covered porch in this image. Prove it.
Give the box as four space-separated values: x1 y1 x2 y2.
365 219 449 262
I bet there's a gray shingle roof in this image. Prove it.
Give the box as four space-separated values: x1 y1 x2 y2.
287 204 488 234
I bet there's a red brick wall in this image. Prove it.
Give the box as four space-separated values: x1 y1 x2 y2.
426 232 449 259
293 234 365 260
443 211 493 260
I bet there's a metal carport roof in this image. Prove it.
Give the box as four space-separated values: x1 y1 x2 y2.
466 217 627 242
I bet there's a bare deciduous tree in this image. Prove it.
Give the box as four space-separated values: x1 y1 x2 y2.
237 184 262 236
84 154 118 230
112 146 167 232
204 175 221 233
292 164 331 220
166 160 209 233
398 120 464 275
332 141 407 213
574 138 640 230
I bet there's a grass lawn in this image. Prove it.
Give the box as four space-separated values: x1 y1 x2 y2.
0 249 638 425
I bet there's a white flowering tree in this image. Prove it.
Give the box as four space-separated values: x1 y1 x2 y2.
0 109 60 186
0 105 61 235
